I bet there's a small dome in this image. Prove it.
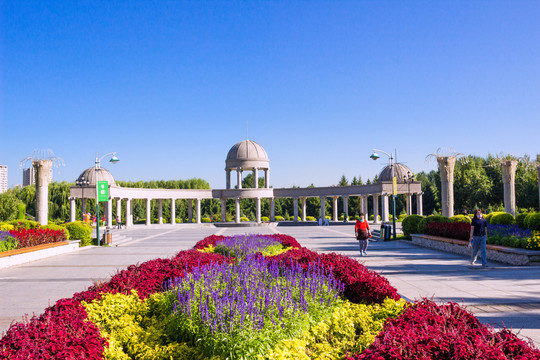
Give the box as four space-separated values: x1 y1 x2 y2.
225 140 269 170
76 167 116 186
378 163 413 183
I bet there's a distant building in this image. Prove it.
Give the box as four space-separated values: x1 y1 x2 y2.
0 165 7 193
22 167 52 186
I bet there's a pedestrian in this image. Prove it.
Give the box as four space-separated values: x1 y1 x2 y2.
117 215 121 229
355 212 371 256
469 209 488 267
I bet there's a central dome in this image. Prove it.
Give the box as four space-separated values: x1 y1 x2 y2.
225 140 269 170
76 167 116 186
378 163 413 183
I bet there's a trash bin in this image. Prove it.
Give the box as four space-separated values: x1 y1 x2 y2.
380 224 386 240
102 228 112 245
384 224 392 241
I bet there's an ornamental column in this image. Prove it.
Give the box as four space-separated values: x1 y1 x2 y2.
501 160 518 216
270 197 275 221
406 193 412 215
220 199 226 222
264 169 270 188
320 196 326 220
416 193 423 216
343 196 348 222
363 195 368 216
373 194 380 223
126 198 132 227
359 196 364 216
332 197 338 221
188 200 193 223
33 159 52 225
158 199 163 224
237 168 243 189
69 198 76 222
253 168 259 188
301 197 307 221
226 169 231 189
116 198 122 224
106 198 113 227
381 194 389 222
146 198 151 226
293 197 298 222
170 199 176 224
235 198 241 223
256 197 261 223
436 156 456 217
196 199 201 224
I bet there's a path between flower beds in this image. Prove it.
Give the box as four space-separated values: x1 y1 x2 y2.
1 224 539 348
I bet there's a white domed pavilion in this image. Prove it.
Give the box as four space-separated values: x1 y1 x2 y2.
225 140 270 189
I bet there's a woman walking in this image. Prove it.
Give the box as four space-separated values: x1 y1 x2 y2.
355 213 371 256
469 209 488 267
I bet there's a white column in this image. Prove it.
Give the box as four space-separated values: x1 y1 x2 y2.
502 160 518 216
146 199 151 226
256 197 261 223
221 199 226 222
332 197 338 221
265 169 270 188
235 198 241 223
126 198 132 227
301 197 307 221
381 194 389 222
253 168 258 188
237 168 243 189
188 199 193 223
343 196 348 222
107 198 113 227
196 198 201 224
373 194 380 224
359 196 364 216
226 169 231 189
70 198 76 222
158 199 163 224
320 196 325 220
416 193 423 216
170 199 176 224
293 197 298 222
437 156 456 217
34 160 52 225
406 194 412 215
270 197 275 221
116 198 122 224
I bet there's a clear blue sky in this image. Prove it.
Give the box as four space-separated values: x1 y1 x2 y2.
1 1 539 189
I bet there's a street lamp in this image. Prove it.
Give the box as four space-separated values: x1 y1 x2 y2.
370 149 397 240
403 171 415 215
94 152 120 246
75 176 90 220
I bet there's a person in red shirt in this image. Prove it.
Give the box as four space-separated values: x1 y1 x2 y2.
355 213 371 256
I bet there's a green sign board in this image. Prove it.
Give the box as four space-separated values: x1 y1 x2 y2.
97 181 109 202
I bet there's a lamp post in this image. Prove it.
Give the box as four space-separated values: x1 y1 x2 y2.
75 176 89 220
95 152 120 246
370 149 397 240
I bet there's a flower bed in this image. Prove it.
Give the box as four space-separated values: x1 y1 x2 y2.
1 234 538 359
5 228 67 251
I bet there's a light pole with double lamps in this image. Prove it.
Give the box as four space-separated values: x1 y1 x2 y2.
370 149 397 240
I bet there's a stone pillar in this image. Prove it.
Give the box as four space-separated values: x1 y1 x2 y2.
256 197 261 223
226 169 231 189
33 160 52 225
437 156 456 217
381 194 389 222
196 199 201 224
237 168 243 189
106 198 113 227
406 193 412 215
253 168 258 188
363 195 368 216
220 199 226 222
501 160 518 216
332 197 338 221
343 196 348 222
116 198 122 224
265 169 270 188
126 198 132 227
293 198 298 222
170 199 176 224
69 198 76 222
158 199 163 224
373 194 380 223
320 196 325 220
416 193 423 216
235 198 241 223
188 200 193 223
146 199 151 226
270 198 275 221
301 197 307 221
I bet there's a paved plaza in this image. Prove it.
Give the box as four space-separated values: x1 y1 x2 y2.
1 224 539 348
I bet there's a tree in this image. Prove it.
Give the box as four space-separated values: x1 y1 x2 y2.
338 175 349 186
0 192 19 221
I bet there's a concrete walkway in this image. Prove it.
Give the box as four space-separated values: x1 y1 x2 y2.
1 224 539 348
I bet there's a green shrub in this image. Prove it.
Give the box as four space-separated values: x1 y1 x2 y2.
515 213 528 229
62 221 92 246
0 223 14 231
261 216 269 222
175 218 182 223
339 215 344 220
417 215 450 234
8 219 40 229
368 215 381 221
402 215 424 239
275 216 285 221
0 234 18 252
289 216 300 221
16 203 26 220
240 216 250 222
397 214 407 223
449 215 472 224
485 212 504 224
136 218 146 224
524 213 540 231
41 224 70 240
489 212 515 225
201 217 212 223
306 216 316 221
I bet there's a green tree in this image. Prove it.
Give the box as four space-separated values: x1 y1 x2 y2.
0 192 19 221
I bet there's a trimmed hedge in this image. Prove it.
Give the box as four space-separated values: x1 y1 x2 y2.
450 214 472 224
7 219 40 229
516 213 529 229
62 221 92 246
401 215 424 239
524 213 540 231
417 215 450 234
490 212 516 225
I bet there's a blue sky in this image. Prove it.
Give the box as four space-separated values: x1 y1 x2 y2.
1 1 539 189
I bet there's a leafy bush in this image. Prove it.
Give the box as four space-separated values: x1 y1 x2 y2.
490 212 516 225
240 216 250 222
0 231 18 252
41 224 69 240
369 215 381 221
0 223 14 231
0 193 18 222
417 215 450 234
485 211 505 224
306 216 316 221
401 215 424 239
423 222 471 241
397 214 407 222
450 214 472 224
275 215 285 221
175 218 182 223
261 216 269 222
62 221 91 245
516 212 528 229
16 203 25 220
524 213 540 231
201 217 212 223
7 219 40 229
